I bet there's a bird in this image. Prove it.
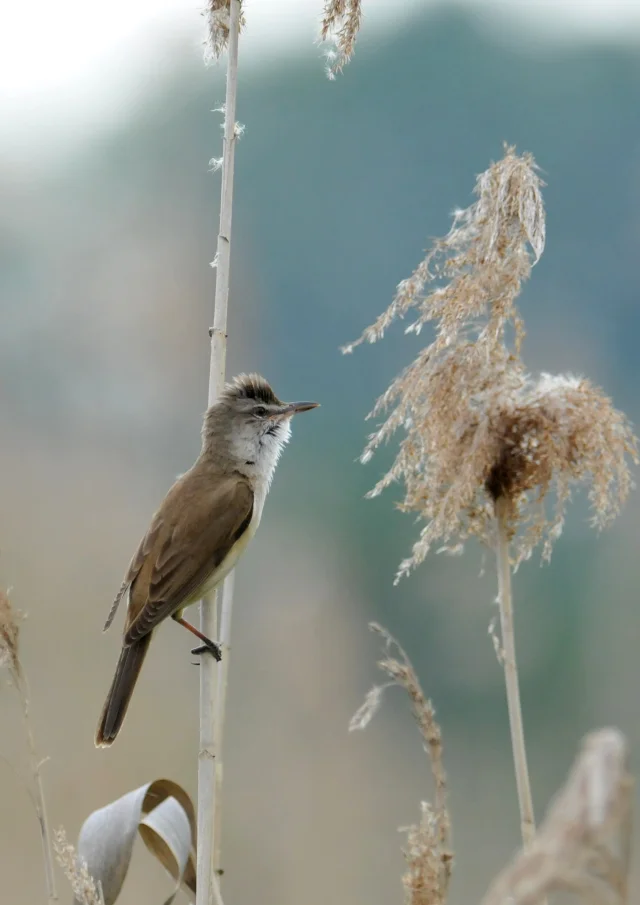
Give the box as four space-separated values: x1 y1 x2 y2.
95 373 319 746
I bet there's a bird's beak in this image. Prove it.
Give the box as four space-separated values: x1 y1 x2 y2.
280 401 320 416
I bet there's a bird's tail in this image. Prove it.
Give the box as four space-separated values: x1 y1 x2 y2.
95 634 152 747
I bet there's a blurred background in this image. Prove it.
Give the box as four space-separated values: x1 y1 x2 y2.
1 0 640 901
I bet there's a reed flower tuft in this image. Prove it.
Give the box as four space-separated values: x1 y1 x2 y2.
351 624 452 905
368 341 637 579
346 148 637 579
347 144 638 885
343 146 545 357
483 370 637 562
320 0 363 78
403 801 453 905
205 0 245 62
481 728 633 905
54 828 104 905
1 586 57 901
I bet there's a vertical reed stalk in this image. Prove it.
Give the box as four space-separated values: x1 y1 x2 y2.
495 495 536 847
213 570 234 876
20 677 58 903
198 2 242 903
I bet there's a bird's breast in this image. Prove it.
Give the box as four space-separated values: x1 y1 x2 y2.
192 491 265 601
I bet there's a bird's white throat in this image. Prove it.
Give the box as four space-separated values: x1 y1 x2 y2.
255 417 292 491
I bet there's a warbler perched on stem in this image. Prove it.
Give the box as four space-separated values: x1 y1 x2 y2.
95 373 318 746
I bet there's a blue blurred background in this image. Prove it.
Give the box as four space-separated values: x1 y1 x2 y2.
2 0 640 901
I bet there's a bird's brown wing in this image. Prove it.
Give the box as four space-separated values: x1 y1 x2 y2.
123 475 254 644
102 509 165 632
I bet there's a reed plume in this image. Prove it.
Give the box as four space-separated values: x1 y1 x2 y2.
345 145 638 847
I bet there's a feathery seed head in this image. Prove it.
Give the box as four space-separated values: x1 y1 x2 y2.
343 146 545 357
320 0 363 78
403 802 452 905
205 0 245 62
481 729 633 905
483 370 637 562
350 624 452 905
349 622 453 905
347 147 637 578
54 828 104 905
373 340 637 578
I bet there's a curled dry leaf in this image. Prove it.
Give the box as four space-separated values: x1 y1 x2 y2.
481 728 633 905
70 779 196 905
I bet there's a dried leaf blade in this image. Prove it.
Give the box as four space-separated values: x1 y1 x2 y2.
74 778 196 905
139 796 195 905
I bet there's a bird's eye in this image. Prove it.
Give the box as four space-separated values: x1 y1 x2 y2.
254 405 267 417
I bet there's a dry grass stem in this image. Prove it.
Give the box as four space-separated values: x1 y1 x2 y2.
200 0 242 900
496 497 535 846
343 148 637 578
54 828 104 905
350 623 453 905
205 0 245 63
481 728 633 905
213 569 235 876
320 0 363 78
0 588 58 903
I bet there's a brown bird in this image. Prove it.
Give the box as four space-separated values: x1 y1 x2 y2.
95 374 318 746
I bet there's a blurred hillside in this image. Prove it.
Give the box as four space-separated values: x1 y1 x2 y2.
2 6 640 904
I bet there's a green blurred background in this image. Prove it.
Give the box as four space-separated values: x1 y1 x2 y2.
1 1 640 902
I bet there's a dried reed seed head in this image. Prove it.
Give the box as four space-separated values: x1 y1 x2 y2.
205 0 245 62
403 802 452 905
320 0 363 78
343 147 545 355
481 729 632 905
485 372 637 520
351 624 452 905
0 588 21 677
364 340 637 577
54 828 104 905
346 146 637 575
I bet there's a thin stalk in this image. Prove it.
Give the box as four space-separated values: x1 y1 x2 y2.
18 676 57 903
197 2 242 904
213 569 234 876
197 586 218 905
495 496 536 847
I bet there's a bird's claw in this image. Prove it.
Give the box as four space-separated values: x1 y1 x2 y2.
191 640 222 661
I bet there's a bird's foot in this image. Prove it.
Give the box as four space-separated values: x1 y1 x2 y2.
174 615 222 662
191 639 222 661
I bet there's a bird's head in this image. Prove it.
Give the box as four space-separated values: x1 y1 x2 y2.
203 373 319 479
